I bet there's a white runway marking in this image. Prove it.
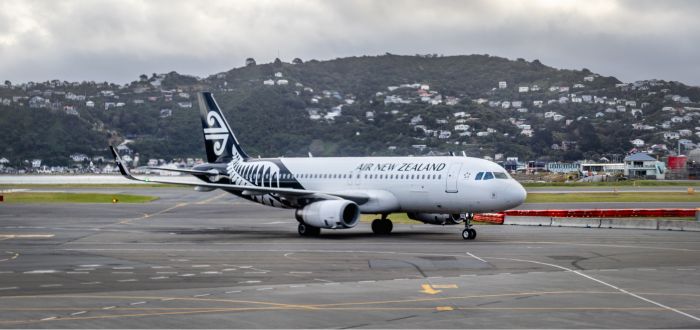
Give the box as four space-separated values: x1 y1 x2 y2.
40 316 57 321
112 266 134 270
191 265 210 268
130 301 146 305
79 264 101 267
24 270 58 274
239 280 261 284
102 306 116 310
490 256 700 323
117 279 137 282
201 271 221 274
225 290 241 294
74 268 94 271
0 287 18 290
179 273 195 277
289 271 312 274
70 311 87 316
150 276 168 280
80 281 100 285
39 284 62 288
193 293 210 297
257 287 273 291
466 252 487 263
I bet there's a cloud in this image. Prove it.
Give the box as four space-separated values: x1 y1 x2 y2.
0 0 698 85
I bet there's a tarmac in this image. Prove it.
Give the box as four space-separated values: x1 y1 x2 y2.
0 188 699 328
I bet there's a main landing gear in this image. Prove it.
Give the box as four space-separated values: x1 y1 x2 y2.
298 222 321 237
371 215 393 235
462 213 477 240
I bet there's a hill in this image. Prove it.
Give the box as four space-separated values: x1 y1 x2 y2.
1 54 699 169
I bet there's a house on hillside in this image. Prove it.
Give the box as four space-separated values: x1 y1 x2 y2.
631 139 645 147
624 153 665 179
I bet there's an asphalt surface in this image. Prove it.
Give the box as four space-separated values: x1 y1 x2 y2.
0 188 699 328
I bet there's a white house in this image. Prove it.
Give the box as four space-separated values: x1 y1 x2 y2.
631 139 645 147
498 81 507 89
624 153 665 179
454 124 471 131
664 132 680 140
518 86 529 93
274 72 283 78
263 79 275 86
276 79 289 85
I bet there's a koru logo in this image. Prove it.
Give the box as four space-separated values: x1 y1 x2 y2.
203 111 229 156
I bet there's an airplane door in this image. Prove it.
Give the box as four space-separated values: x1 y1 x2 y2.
445 163 461 193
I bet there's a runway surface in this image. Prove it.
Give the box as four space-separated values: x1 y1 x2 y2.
1 188 699 328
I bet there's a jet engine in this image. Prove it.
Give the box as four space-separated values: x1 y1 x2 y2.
295 200 360 229
407 213 463 225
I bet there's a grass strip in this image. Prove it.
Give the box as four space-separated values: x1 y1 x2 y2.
522 180 700 188
526 192 700 203
0 192 158 203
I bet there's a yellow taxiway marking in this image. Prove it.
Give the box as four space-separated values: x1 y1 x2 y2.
420 283 457 294
1 290 700 325
195 193 228 205
119 203 188 225
420 284 441 295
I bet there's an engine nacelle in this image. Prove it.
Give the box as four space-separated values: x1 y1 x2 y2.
407 212 463 225
295 200 360 229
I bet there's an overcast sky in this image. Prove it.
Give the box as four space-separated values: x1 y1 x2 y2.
1 0 698 86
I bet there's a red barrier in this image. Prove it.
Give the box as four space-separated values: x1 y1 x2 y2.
473 213 505 224
503 209 696 218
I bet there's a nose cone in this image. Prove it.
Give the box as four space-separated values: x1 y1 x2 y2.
506 182 527 209
515 183 527 205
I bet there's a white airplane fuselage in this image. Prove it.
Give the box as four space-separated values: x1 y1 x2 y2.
219 155 526 214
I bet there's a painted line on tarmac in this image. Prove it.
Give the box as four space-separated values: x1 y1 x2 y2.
488 256 700 322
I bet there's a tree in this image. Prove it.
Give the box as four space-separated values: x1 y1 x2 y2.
4 80 10 87
139 74 148 81
245 58 256 66
273 58 282 67
292 58 303 65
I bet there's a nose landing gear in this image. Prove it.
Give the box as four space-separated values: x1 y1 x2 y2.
462 213 477 240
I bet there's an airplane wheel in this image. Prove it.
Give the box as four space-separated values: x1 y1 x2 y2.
462 228 477 240
371 219 392 235
298 223 320 237
384 219 393 234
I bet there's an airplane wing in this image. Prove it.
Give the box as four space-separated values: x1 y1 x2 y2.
110 146 369 204
146 167 229 178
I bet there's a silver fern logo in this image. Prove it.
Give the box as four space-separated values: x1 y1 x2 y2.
203 111 229 156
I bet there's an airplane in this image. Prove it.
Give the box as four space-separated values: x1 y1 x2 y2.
110 92 527 240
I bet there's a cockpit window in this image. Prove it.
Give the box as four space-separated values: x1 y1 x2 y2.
475 172 484 180
482 172 494 180
494 172 508 179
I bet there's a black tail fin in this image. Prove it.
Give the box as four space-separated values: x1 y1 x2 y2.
197 92 249 163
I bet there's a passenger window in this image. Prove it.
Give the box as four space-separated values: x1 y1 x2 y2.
483 172 494 180
475 172 484 180
494 172 508 179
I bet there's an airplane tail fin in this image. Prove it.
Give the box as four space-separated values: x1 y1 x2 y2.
197 92 249 163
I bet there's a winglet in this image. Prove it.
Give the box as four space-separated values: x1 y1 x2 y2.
109 146 138 181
